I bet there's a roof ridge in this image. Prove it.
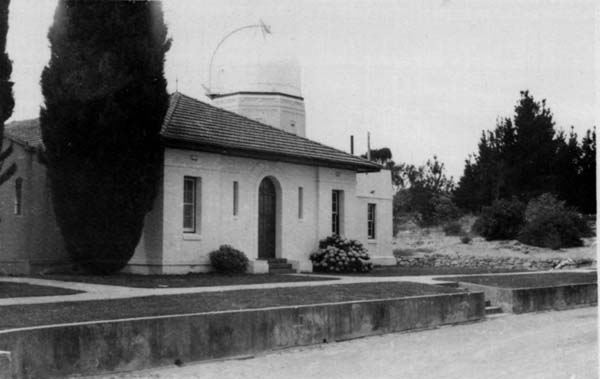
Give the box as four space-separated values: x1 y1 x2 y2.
172 92 380 168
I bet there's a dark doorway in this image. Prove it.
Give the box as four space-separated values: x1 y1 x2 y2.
258 177 276 259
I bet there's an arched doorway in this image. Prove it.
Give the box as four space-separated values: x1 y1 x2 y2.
258 177 277 259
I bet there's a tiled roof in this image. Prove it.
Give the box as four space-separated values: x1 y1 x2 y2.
2 94 382 172
3 119 42 150
161 92 381 172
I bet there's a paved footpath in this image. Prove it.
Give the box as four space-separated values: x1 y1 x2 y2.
0 269 593 306
0 274 454 306
88 307 598 379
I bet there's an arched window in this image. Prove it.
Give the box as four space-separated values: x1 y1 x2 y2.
14 178 23 215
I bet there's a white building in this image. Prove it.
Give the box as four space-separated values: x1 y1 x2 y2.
0 34 394 275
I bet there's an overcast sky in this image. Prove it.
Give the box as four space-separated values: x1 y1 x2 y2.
7 0 596 179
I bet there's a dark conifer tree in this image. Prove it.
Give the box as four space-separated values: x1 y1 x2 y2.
578 128 596 214
0 0 15 187
554 127 581 209
40 1 171 273
454 91 570 211
510 91 558 199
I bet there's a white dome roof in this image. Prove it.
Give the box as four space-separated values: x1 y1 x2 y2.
210 31 302 98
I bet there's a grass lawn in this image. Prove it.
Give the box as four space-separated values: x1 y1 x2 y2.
0 282 82 298
436 271 597 288
0 282 460 330
35 273 338 288
313 266 530 277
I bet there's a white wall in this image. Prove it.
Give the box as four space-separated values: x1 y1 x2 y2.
212 94 306 137
0 140 68 274
355 170 394 259
127 148 395 274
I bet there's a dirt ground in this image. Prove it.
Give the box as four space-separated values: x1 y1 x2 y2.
393 216 597 261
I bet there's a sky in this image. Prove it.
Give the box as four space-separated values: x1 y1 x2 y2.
6 0 597 179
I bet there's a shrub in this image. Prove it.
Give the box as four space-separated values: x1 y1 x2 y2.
518 194 591 249
472 198 525 240
524 193 592 238
413 194 461 227
443 221 463 236
209 245 249 274
518 211 587 249
310 235 373 273
460 234 472 244
524 193 565 223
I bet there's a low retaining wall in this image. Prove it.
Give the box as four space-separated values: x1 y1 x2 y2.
396 254 595 271
0 292 484 379
458 282 597 314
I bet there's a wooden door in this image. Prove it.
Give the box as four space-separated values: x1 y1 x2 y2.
258 178 276 259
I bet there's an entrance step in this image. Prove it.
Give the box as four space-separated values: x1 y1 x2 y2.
485 306 503 315
266 259 297 274
268 268 297 274
267 258 288 264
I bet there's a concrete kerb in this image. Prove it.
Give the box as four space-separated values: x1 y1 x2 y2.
457 281 598 313
0 351 10 379
0 291 485 379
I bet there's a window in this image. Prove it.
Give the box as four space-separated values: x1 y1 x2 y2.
298 187 303 219
14 178 22 215
368 203 376 239
183 176 199 233
290 120 296 128
332 190 342 235
233 181 239 216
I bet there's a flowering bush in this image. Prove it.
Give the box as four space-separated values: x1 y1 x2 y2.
310 235 373 273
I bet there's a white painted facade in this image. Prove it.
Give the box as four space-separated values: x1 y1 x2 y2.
127 148 394 274
0 141 68 274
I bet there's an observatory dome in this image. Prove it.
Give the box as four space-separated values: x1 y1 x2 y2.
210 31 302 98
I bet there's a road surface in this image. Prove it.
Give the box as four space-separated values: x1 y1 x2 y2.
91 307 598 379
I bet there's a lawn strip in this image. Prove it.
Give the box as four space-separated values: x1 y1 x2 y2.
435 271 597 288
32 273 338 288
314 266 531 277
0 282 460 330
0 282 82 298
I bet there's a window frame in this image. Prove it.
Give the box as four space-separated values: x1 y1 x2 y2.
298 186 303 219
183 176 197 233
14 177 23 216
233 181 239 216
332 190 342 235
367 203 376 239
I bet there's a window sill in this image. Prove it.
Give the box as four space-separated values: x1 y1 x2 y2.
182 233 202 241
367 239 377 244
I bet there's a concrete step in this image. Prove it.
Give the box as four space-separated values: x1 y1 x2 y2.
267 258 288 264
268 263 293 269
269 268 296 274
485 306 503 315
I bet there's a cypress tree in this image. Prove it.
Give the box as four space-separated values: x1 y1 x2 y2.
0 0 15 187
40 1 171 273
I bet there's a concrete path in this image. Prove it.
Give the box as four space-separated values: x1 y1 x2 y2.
86 307 598 379
0 269 595 306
